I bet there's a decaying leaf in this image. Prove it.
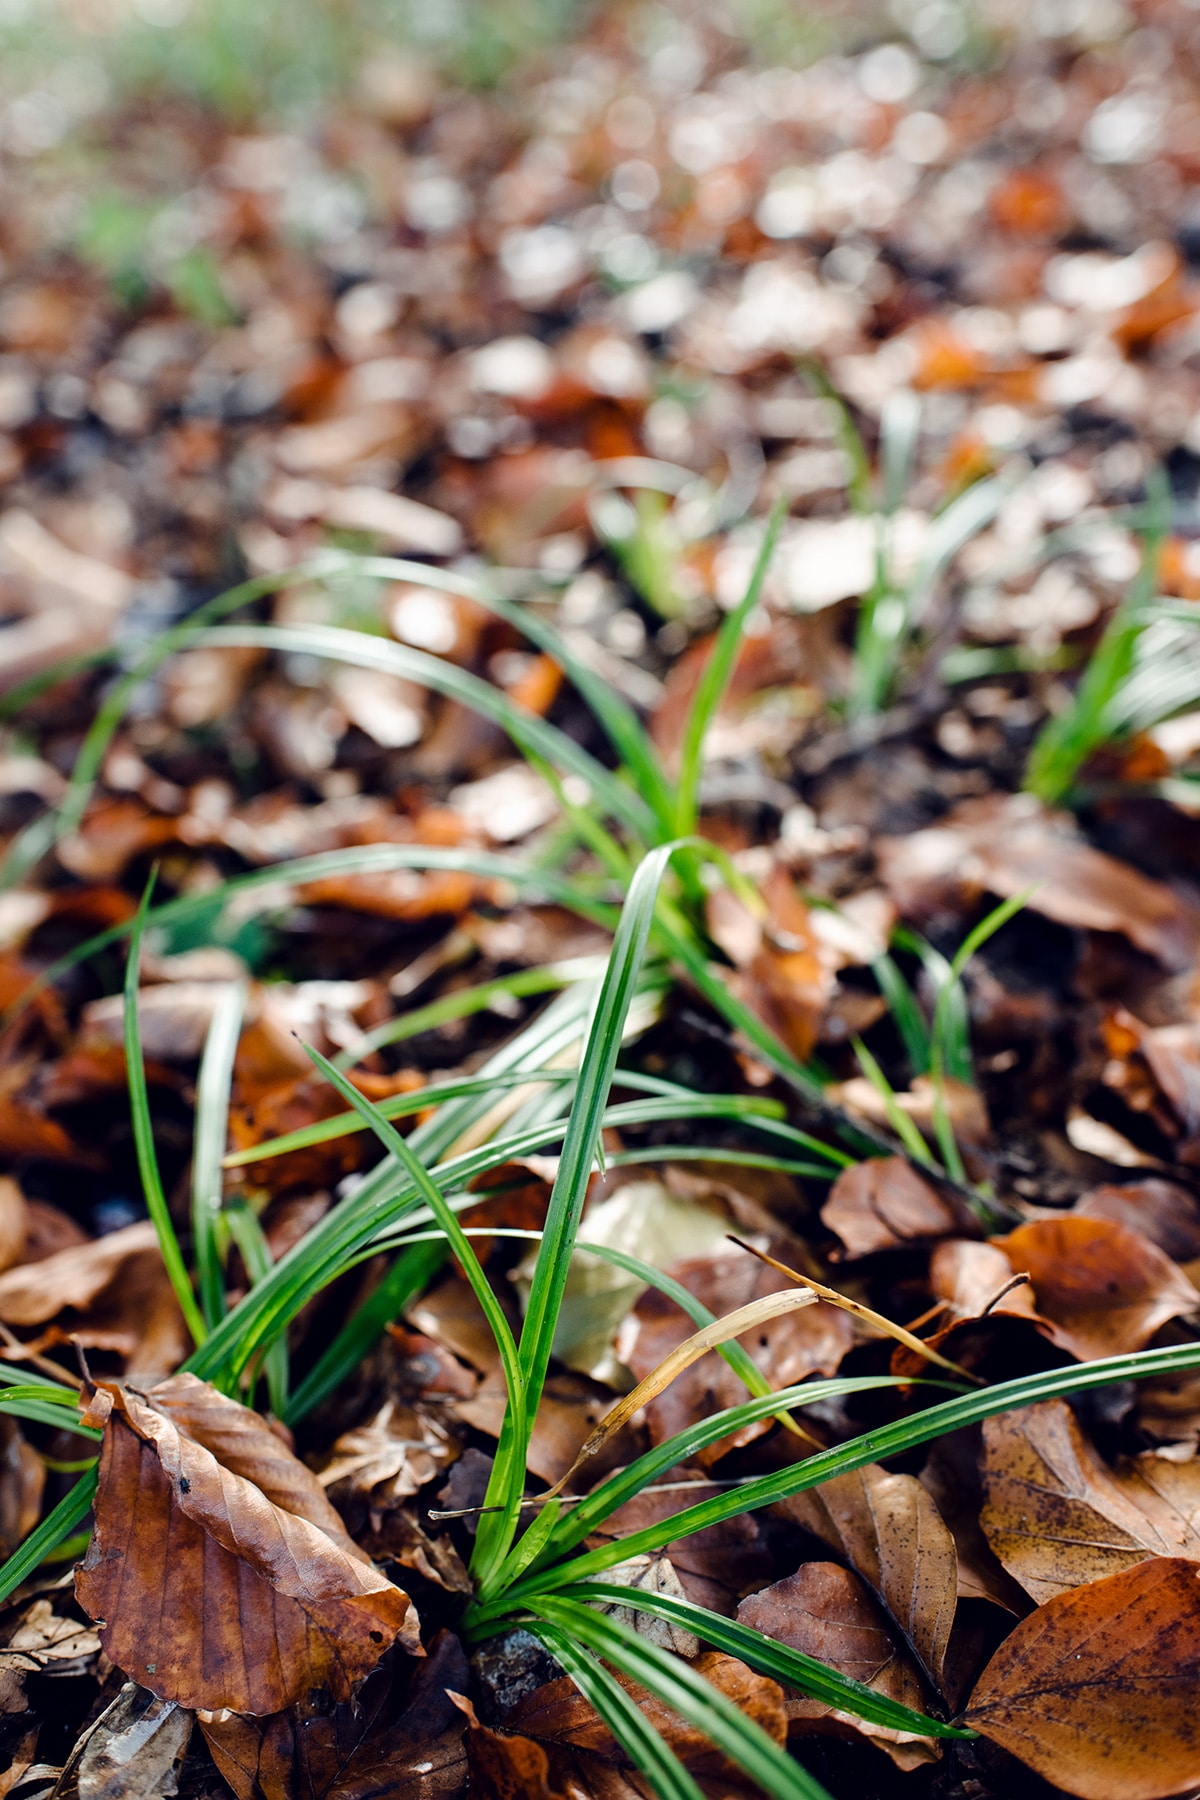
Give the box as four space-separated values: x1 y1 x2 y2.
0 1600 101 1716
317 1401 459 1506
965 1557 1200 1800
821 1157 968 1259
53 1682 192 1800
736 1563 938 1770
774 1462 958 1689
75 1373 419 1713
201 1628 469 1800
594 1556 701 1659
994 1216 1198 1360
980 1399 1200 1602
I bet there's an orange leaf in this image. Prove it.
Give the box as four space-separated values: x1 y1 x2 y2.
965 1558 1200 1800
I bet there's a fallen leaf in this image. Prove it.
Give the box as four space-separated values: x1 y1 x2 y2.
876 794 1199 971
54 1682 191 1800
201 1629 469 1800
1074 1179 1200 1266
318 1401 459 1506
820 1158 965 1259
736 1563 938 1770
774 1463 958 1688
450 1691 564 1800
980 1399 1200 1602
994 1217 1199 1359
0 1600 101 1716
76 1373 419 1713
706 866 836 1063
964 1558 1200 1800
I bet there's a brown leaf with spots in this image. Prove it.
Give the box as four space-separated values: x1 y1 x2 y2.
737 1563 938 1770
994 1216 1198 1360
980 1399 1200 1602
820 1158 965 1259
964 1558 1200 1800
75 1373 419 1714
774 1463 958 1688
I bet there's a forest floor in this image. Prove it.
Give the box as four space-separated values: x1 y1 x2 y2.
4 2 1200 1797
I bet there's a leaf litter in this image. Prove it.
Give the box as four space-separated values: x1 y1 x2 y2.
4 0 1200 1797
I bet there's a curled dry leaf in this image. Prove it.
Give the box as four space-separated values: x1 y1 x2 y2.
75 1373 419 1714
994 1216 1199 1360
737 1563 938 1771
820 1157 967 1259
980 1399 1200 1602
595 1555 701 1659
964 1558 1200 1800
774 1463 958 1689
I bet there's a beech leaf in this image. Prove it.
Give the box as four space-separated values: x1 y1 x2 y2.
964 1557 1200 1800
75 1374 419 1714
775 1463 958 1688
994 1217 1198 1360
980 1400 1200 1602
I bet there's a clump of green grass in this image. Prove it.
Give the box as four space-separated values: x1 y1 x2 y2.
5 495 1200 1791
1024 473 1200 806
803 365 1010 718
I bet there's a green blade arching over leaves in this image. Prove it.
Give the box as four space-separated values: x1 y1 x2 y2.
558 1585 971 1739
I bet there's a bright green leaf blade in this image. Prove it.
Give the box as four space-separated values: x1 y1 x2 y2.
124 876 207 1347
559 1586 971 1739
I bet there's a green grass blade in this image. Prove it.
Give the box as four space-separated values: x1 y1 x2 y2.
223 1199 289 1416
0 1468 98 1606
221 1067 579 1169
331 959 603 1070
528 1598 834 1800
124 878 207 1347
301 1042 528 1593
201 621 657 843
871 953 931 1077
476 845 682 1588
504 1341 1200 1601
192 978 247 1328
522 1620 706 1800
673 501 785 837
513 1378 926 1570
851 1038 937 1169
558 1586 971 1739
285 1238 445 1425
0 1390 100 1434
4 843 617 1032
341 552 678 837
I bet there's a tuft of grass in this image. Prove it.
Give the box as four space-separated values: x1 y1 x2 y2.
802 366 1010 718
1025 474 1200 805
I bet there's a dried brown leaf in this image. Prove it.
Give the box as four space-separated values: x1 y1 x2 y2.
76 1374 418 1713
964 1558 1200 1800
736 1563 938 1770
980 1398 1200 1602
774 1463 958 1688
821 1157 965 1259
